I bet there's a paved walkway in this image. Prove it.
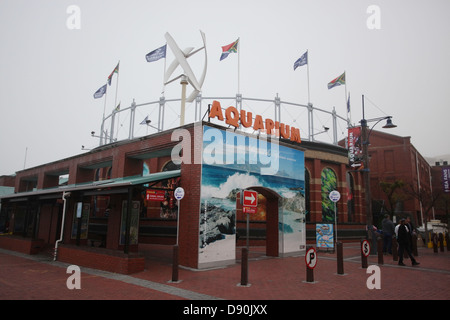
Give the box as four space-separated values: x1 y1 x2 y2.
1 243 449 301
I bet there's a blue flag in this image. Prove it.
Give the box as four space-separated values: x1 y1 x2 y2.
145 44 167 62
93 84 107 99
293 51 308 70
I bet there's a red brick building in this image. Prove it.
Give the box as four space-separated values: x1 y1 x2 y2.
1 120 367 273
340 129 434 228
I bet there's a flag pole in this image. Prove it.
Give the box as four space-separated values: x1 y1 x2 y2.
162 43 167 96
114 61 120 111
344 71 350 125
238 37 241 94
306 49 311 104
114 61 120 141
101 90 108 146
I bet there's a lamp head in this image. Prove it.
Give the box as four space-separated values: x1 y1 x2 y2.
382 117 397 129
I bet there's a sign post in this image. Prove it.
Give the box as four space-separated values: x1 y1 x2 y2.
241 190 258 251
329 190 341 246
174 187 185 245
171 187 184 283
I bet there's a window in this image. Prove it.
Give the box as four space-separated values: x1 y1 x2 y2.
321 168 337 222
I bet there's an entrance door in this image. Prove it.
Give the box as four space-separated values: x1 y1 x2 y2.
238 187 280 257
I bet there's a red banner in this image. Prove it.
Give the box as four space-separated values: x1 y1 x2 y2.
146 189 166 201
348 127 363 169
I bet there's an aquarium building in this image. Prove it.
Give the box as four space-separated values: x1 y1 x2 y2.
0 98 366 272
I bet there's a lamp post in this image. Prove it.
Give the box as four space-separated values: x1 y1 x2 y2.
360 95 397 254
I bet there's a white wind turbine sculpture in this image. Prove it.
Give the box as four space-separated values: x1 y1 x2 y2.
164 30 207 126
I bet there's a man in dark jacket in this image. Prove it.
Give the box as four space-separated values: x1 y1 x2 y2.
382 214 395 254
397 219 420 266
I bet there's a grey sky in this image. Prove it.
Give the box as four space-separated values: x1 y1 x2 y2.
0 0 449 176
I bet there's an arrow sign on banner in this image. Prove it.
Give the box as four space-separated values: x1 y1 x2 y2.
242 190 258 207
245 193 255 204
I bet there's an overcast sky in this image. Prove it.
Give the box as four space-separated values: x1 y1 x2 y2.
0 0 449 176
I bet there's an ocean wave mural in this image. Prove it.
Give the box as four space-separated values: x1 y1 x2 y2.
199 126 305 266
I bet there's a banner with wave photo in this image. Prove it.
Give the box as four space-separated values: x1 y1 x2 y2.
199 126 306 266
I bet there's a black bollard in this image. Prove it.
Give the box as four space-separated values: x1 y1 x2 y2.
445 232 450 251
432 233 438 253
392 236 398 261
412 233 418 256
361 239 368 269
336 241 344 275
439 233 445 252
306 266 314 282
240 247 249 286
171 244 179 282
377 237 384 265
305 246 316 283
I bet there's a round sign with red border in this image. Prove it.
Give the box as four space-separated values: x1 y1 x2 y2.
361 239 371 257
305 247 317 269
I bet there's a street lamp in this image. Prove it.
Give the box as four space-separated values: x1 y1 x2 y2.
311 126 330 138
360 94 397 254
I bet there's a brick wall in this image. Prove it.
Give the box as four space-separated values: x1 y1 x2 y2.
0 236 45 254
57 245 145 274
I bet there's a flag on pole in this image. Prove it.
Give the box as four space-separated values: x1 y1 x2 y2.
114 102 121 113
93 84 107 99
220 38 239 61
327 72 346 89
293 51 308 70
107 62 120 86
145 44 167 62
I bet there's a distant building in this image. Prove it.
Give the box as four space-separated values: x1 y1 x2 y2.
340 130 436 227
430 161 450 224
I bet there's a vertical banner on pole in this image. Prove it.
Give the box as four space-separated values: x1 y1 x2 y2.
348 126 363 170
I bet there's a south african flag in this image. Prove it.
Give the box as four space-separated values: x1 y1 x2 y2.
107 62 120 86
220 38 239 61
327 72 345 89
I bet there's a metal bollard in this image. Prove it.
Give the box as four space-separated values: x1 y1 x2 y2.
306 265 314 282
377 237 384 265
445 232 450 251
412 233 418 256
305 246 316 283
361 239 368 269
432 233 438 253
336 241 344 275
240 247 248 286
171 244 179 282
392 236 398 261
439 233 444 252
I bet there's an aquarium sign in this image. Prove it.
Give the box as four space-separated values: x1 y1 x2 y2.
208 100 301 143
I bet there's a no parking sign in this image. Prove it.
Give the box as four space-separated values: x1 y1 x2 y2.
305 247 317 269
361 239 371 257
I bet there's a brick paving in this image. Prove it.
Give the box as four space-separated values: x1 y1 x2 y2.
1 242 449 301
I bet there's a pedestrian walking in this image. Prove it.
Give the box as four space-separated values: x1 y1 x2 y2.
397 218 420 266
381 214 395 254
